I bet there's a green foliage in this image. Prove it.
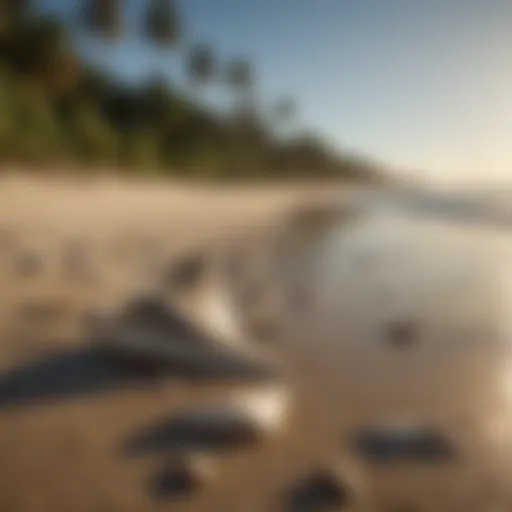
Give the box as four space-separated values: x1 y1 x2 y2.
65 101 118 164
6 83 62 162
6 16 65 71
142 76 176 127
0 68 14 146
0 0 383 183
119 130 162 172
0 0 31 34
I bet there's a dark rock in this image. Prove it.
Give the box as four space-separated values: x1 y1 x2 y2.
124 387 288 456
287 469 354 512
149 455 215 500
352 425 457 464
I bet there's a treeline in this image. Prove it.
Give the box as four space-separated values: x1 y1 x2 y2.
0 0 383 182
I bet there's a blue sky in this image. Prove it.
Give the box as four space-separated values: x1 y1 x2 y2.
37 1 512 185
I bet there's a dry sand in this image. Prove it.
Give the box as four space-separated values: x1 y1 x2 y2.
0 174 347 512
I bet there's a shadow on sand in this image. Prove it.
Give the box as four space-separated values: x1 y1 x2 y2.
120 395 271 500
0 341 278 410
0 346 163 409
122 410 261 456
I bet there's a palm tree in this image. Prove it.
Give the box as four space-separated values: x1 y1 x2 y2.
224 57 256 135
274 97 295 126
0 0 30 37
145 0 181 47
185 42 215 106
272 96 296 143
224 57 259 174
186 43 215 85
83 0 121 40
225 57 252 105
143 74 173 127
